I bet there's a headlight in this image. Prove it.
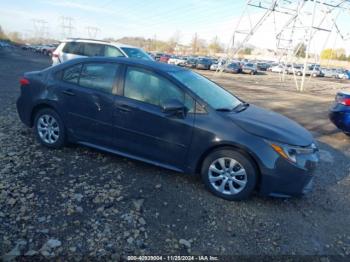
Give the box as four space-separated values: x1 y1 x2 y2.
268 141 318 163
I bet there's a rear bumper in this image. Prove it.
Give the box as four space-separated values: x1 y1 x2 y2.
16 96 32 127
329 110 350 132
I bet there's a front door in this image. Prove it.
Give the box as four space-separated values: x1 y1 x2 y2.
114 66 195 169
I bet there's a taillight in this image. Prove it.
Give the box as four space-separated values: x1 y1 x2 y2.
19 77 30 86
52 53 59 58
340 98 350 106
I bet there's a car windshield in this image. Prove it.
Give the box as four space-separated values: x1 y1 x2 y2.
170 70 242 110
121 47 153 60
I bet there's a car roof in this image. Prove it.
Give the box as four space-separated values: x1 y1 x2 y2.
61 38 139 48
59 57 187 73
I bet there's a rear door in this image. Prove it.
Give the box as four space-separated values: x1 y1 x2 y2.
61 42 86 63
58 62 121 146
113 66 195 169
61 42 106 62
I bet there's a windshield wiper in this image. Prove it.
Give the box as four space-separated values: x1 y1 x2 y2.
233 102 250 112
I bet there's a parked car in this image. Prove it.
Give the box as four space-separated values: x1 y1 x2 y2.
294 65 324 77
287 65 303 75
184 58 198 68
242 63 257 75
168 56 187 66
223 62 241 74
322 68 338 78
329 91 350 135
52 39 153 65
159 54 171 63
335 69 350 79
210 63 219 71
210 59 226 71
196 58 212 70
0 41 12 48
153 52 164 61
17 57 319 200
269 65 284 73
40 44 58 56
256 62 268 71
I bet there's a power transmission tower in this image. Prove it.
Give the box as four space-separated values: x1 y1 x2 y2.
221 0 350 92
60 16 75 39
32 19 48 43
86 26 100 39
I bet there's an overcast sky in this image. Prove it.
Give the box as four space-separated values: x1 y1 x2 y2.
1 0 349 54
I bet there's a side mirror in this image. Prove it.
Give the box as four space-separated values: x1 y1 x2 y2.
162 99 187 118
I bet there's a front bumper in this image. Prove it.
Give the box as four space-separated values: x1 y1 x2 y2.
259 151 319 197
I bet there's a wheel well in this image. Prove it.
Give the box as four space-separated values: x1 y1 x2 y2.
30 104 55 127
195 145 262 185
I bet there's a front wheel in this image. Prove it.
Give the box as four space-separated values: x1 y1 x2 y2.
201 149 257 200
34 108 66 148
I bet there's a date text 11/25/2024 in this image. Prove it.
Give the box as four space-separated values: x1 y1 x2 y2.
127 255 219 261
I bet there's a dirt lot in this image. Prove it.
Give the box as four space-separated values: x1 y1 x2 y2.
1 48 350 260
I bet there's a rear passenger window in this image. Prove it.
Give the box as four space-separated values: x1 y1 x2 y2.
79 63 119 93
62 64 82 84
105 46 124 57
83 43 105 56
62 42 84 55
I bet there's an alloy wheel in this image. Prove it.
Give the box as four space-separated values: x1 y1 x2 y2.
37 114 60 144
208 157 247 195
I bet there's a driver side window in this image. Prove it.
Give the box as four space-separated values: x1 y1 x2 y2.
124 67 194 112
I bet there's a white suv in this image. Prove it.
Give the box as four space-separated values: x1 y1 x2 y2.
52 39 153 65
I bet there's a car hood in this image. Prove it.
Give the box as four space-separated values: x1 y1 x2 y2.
228 105 313 146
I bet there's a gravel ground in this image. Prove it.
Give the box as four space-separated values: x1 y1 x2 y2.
1 48 350 260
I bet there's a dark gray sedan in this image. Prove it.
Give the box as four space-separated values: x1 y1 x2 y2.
17 57 319 200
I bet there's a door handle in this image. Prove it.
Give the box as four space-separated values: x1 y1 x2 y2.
62 89 75 96
116 104 134 113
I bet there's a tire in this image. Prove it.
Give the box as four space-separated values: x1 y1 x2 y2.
297 72 302 76
34 108 66 148
201 149 257 200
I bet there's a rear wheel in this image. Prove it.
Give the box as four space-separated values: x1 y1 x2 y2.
34 108 66 148
201 149 257 200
